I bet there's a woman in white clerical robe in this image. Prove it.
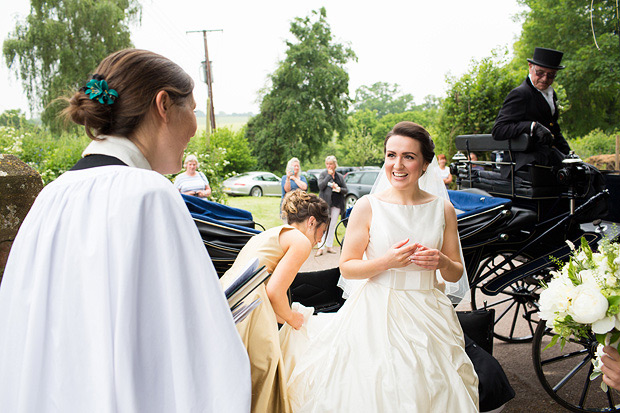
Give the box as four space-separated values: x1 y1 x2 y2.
0 49 250 412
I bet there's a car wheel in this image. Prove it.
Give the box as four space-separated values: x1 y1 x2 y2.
345 194 357 209
250 186 263 197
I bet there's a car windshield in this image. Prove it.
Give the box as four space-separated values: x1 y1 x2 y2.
360 172 379 185
345 173 361 184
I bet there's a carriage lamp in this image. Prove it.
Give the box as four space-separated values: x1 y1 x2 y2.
449 151 467 175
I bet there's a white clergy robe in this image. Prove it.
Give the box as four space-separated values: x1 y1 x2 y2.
0 137 250 412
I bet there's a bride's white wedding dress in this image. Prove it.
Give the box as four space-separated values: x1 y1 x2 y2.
283 195 479 412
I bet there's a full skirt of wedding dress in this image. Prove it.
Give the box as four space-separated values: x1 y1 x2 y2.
282 280 479 413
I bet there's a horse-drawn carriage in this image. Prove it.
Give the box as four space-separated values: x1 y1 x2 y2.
450 133 620 412
185 132 620 412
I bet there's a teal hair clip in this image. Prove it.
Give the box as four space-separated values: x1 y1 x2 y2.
84 75 118 105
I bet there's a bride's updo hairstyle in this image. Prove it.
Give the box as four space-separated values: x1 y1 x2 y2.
62 49 194 139
384 121 435 164
281 189 329 226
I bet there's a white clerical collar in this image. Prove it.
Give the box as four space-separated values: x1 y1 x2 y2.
82 135 152 170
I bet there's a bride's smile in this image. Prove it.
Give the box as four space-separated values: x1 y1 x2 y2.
385 134 427 188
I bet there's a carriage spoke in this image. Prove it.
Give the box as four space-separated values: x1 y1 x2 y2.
552 356 591 392
541 349 589 366
509 302 521 338
479 296 512 309
527 316 536 335
495 300 517 323
577 363 594 408
606 384 616 408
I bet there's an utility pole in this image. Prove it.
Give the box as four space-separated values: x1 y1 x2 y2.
187 29 222 137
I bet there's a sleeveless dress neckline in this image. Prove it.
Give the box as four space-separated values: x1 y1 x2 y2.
369 193 441 207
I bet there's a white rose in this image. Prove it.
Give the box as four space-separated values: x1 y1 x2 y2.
593 253 606 267
579 269 597 286
568 284 608 324
539 278 575 322
592 315 615 334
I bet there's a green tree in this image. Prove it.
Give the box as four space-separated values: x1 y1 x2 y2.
338 107 444 167
514 0 620 136
3 0 141 131
339 110 382 166
245 7 356 171
0 109 36 130
439 49 522 156
209 126 256 175
353 82 416 118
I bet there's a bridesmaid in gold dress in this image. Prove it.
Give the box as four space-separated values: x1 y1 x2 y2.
220 190 329 413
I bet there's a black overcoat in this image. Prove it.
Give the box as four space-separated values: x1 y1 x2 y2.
492 77 570 172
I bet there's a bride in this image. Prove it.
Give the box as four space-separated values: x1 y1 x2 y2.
284 121 479 412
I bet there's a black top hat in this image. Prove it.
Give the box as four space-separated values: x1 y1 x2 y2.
527 47 565 70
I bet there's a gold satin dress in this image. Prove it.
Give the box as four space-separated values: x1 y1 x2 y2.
221 225 295 413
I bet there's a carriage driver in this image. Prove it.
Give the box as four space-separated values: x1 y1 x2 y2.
492 47 571 176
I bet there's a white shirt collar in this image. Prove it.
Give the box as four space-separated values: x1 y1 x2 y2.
82 135 152 170
528 74 555 114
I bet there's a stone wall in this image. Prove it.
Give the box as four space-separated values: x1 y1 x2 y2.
0 154 44 283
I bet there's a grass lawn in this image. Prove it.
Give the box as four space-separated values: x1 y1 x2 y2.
227 196 283 229
226 195 347 246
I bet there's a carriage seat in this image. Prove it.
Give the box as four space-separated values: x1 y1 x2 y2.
455 133 533 152
454 134 561 199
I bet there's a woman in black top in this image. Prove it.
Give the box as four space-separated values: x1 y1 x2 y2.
316 155 347 256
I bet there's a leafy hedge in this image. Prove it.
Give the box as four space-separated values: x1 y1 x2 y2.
569 129 619 160
0 112 257 204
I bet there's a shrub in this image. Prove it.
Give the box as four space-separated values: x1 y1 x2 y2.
569 129 619 160
0 125 88 184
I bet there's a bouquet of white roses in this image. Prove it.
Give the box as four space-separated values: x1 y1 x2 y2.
538 236 620 388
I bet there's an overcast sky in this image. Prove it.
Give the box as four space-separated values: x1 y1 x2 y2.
1 0 525 118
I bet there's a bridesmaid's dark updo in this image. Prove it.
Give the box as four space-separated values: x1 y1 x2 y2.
281 190 329 226
62 49 194 139
384 121 435 164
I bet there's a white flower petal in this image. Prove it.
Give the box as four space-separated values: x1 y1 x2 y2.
592 316 615 334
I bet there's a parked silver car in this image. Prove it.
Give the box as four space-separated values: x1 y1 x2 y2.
344 169 381 208
222 172 282 197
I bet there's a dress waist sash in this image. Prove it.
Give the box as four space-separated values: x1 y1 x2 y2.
370 269 436 291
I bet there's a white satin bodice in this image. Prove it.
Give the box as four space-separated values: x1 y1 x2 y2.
366 195 445 291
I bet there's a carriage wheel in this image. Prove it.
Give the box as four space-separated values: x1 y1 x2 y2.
471 252 545 343
532 322 620 412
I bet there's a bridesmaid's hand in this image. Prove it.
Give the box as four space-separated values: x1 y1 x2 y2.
288 310 305 330
409 245 445 270
384 239 419 269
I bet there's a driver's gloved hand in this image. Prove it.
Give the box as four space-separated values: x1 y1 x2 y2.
532 122 553 146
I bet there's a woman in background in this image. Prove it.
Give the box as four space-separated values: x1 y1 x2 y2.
316 155 347 256
221 190 328 413
438 153 453 186
281 157 308 198
174 154 212 197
